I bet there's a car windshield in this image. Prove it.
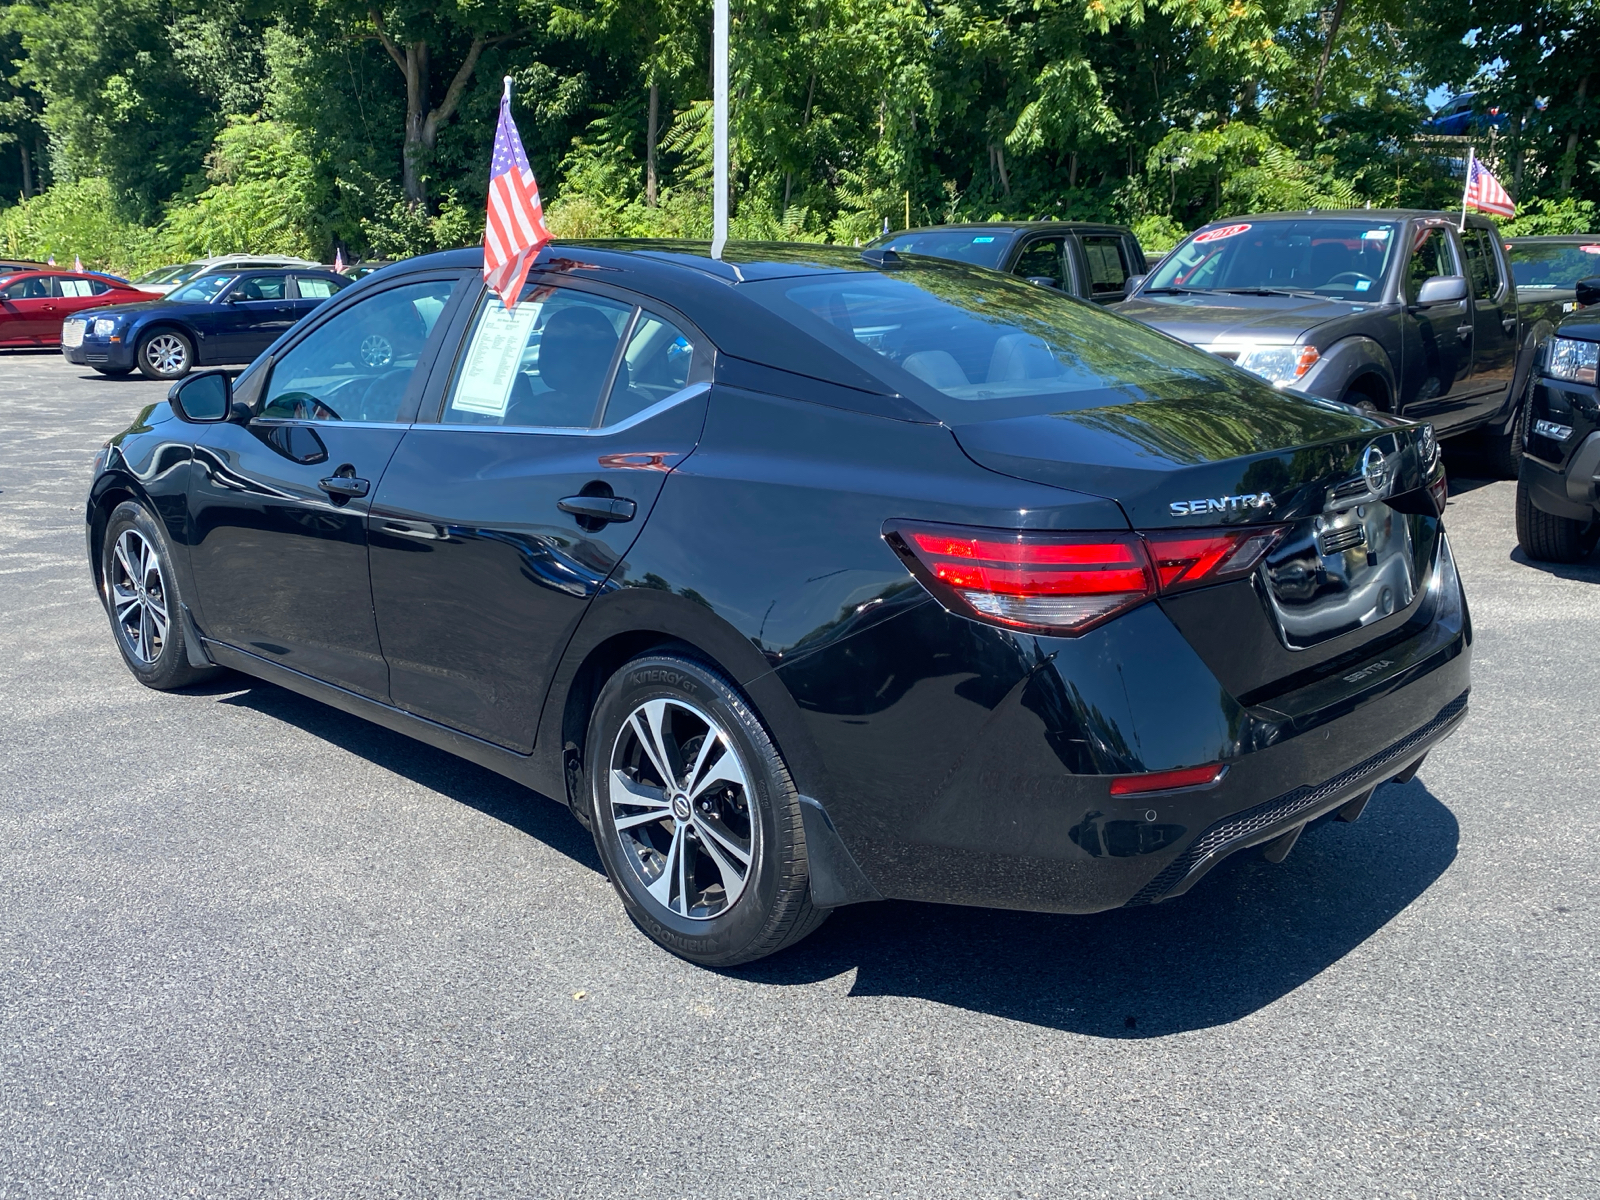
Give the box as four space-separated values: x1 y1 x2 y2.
133 265 186 285
1509 242 1600 288
744 265 1257 423
871 230 1012 270
168 275 234 303
1148 219 1400 299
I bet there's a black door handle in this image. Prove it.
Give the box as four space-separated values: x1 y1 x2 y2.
558 494 636 524
319 474 370 498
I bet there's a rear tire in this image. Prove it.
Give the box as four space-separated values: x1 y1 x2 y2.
1516 477 1598 563
136 329 194 380
101 501 219 689
586 653 827 966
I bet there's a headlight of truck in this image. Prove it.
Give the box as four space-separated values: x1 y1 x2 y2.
1232 344 1320 385
1547 336 1599 385
93 317 118 337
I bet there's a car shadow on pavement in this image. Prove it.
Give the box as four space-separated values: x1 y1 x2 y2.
742 779 1459 1038
214 679 606 874
1509 546 1600 579
207 677 1456 1038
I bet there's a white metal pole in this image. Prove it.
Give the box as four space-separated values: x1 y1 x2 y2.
1460 146 1474 232
711 0 729 260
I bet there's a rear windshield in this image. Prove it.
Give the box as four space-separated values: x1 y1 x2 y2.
1149 219 1400 299
743 266 1253 423
871 230 1012 270
1509 242 1600 288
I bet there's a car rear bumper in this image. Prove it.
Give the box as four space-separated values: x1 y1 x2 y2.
776 534 1471 914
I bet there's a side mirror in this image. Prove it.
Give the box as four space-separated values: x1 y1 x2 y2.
1123 274 1148 296
1023 275 1061 289
1415 275 1467 306
1575 276 1600 308
167 370 232 423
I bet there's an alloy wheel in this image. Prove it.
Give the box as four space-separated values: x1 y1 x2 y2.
109 529 169 664
608 698 756 920
359 334 394 368
144 334 188 375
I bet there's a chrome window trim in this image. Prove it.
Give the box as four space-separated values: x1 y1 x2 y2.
422 381 711 437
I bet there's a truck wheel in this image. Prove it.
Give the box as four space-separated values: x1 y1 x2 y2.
1516 478 1598 563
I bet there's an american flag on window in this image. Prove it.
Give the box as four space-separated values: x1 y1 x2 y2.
1463 153 1515 219
484 77 551 310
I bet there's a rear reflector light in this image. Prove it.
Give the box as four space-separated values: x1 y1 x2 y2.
885 521 1284 636
1110 763 1227 796
1428 471 1448 516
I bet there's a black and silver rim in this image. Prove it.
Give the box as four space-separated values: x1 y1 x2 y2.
608 698 756 920
144 334 187 375
359 334 394 368
110 529 169 664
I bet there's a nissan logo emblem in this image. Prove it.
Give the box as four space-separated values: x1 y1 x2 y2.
1361 444 1390 496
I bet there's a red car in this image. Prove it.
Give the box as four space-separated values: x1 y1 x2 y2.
0 270 160 347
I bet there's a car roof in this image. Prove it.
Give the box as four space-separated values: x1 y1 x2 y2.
885 221 1133 235
1196 209 1492 224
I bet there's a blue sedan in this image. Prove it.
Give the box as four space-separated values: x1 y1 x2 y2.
62 268 351 379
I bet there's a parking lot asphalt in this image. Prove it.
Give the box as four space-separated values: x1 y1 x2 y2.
2 350 1598 1199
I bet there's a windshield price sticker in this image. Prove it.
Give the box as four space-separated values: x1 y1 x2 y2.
1582 245 1600 255
1194 223 1251 244
450 300 540 417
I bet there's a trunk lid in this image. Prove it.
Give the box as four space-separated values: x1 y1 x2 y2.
951 386 1445 692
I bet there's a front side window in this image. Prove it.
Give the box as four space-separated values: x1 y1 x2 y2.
1150 219 1399 298
1 276 49 300
443 287 633 428
1462 229 1503 299
260 278 458 423
1509 242 1600 288
1011 238 1066 287
170 275 234 304
230 275 288 302
1406 228 1460 301
1081 236 1131 297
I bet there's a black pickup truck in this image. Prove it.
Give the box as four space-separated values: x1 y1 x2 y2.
866 221 1148 304
1518 277 1600 561
1116 210 1551 475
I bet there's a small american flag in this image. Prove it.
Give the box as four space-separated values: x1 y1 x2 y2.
1464 153 1515 219
484 77 551 309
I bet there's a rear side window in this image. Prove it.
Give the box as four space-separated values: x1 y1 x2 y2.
744 267 1252 423
57 277 97 297
444 287 633 428
1081 236 1130 298
1462 229 1504 299
1510 242 1600 288
295 276 341 299
604 311 697 425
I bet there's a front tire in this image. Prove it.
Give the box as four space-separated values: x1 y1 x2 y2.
101 501 219 689
136 329 194 380
586 653 827 966
1484 386 1531 479
1516 477 1599 563
92 365 134 377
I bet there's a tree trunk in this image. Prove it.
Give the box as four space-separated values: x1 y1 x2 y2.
19 141 32 200
646 79 659 206
1068 151 1078 189
1561 74 1591 194
1312 0 1348 105
372 10 496 209
991 143 1010 196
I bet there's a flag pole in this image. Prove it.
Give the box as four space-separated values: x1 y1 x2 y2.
1460 146 1474 232
710 0 728 260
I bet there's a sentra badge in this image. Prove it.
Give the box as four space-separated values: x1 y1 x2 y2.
1169 492 1274 517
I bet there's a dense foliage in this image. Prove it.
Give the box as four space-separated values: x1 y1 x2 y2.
0 0 1596 271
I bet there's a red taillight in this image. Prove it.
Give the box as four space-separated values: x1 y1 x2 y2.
1110 763 1227 796
886 522 1284 636
1428 471 1449 516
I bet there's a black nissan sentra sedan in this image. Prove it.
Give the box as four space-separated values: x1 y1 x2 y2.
86 242 1470 966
